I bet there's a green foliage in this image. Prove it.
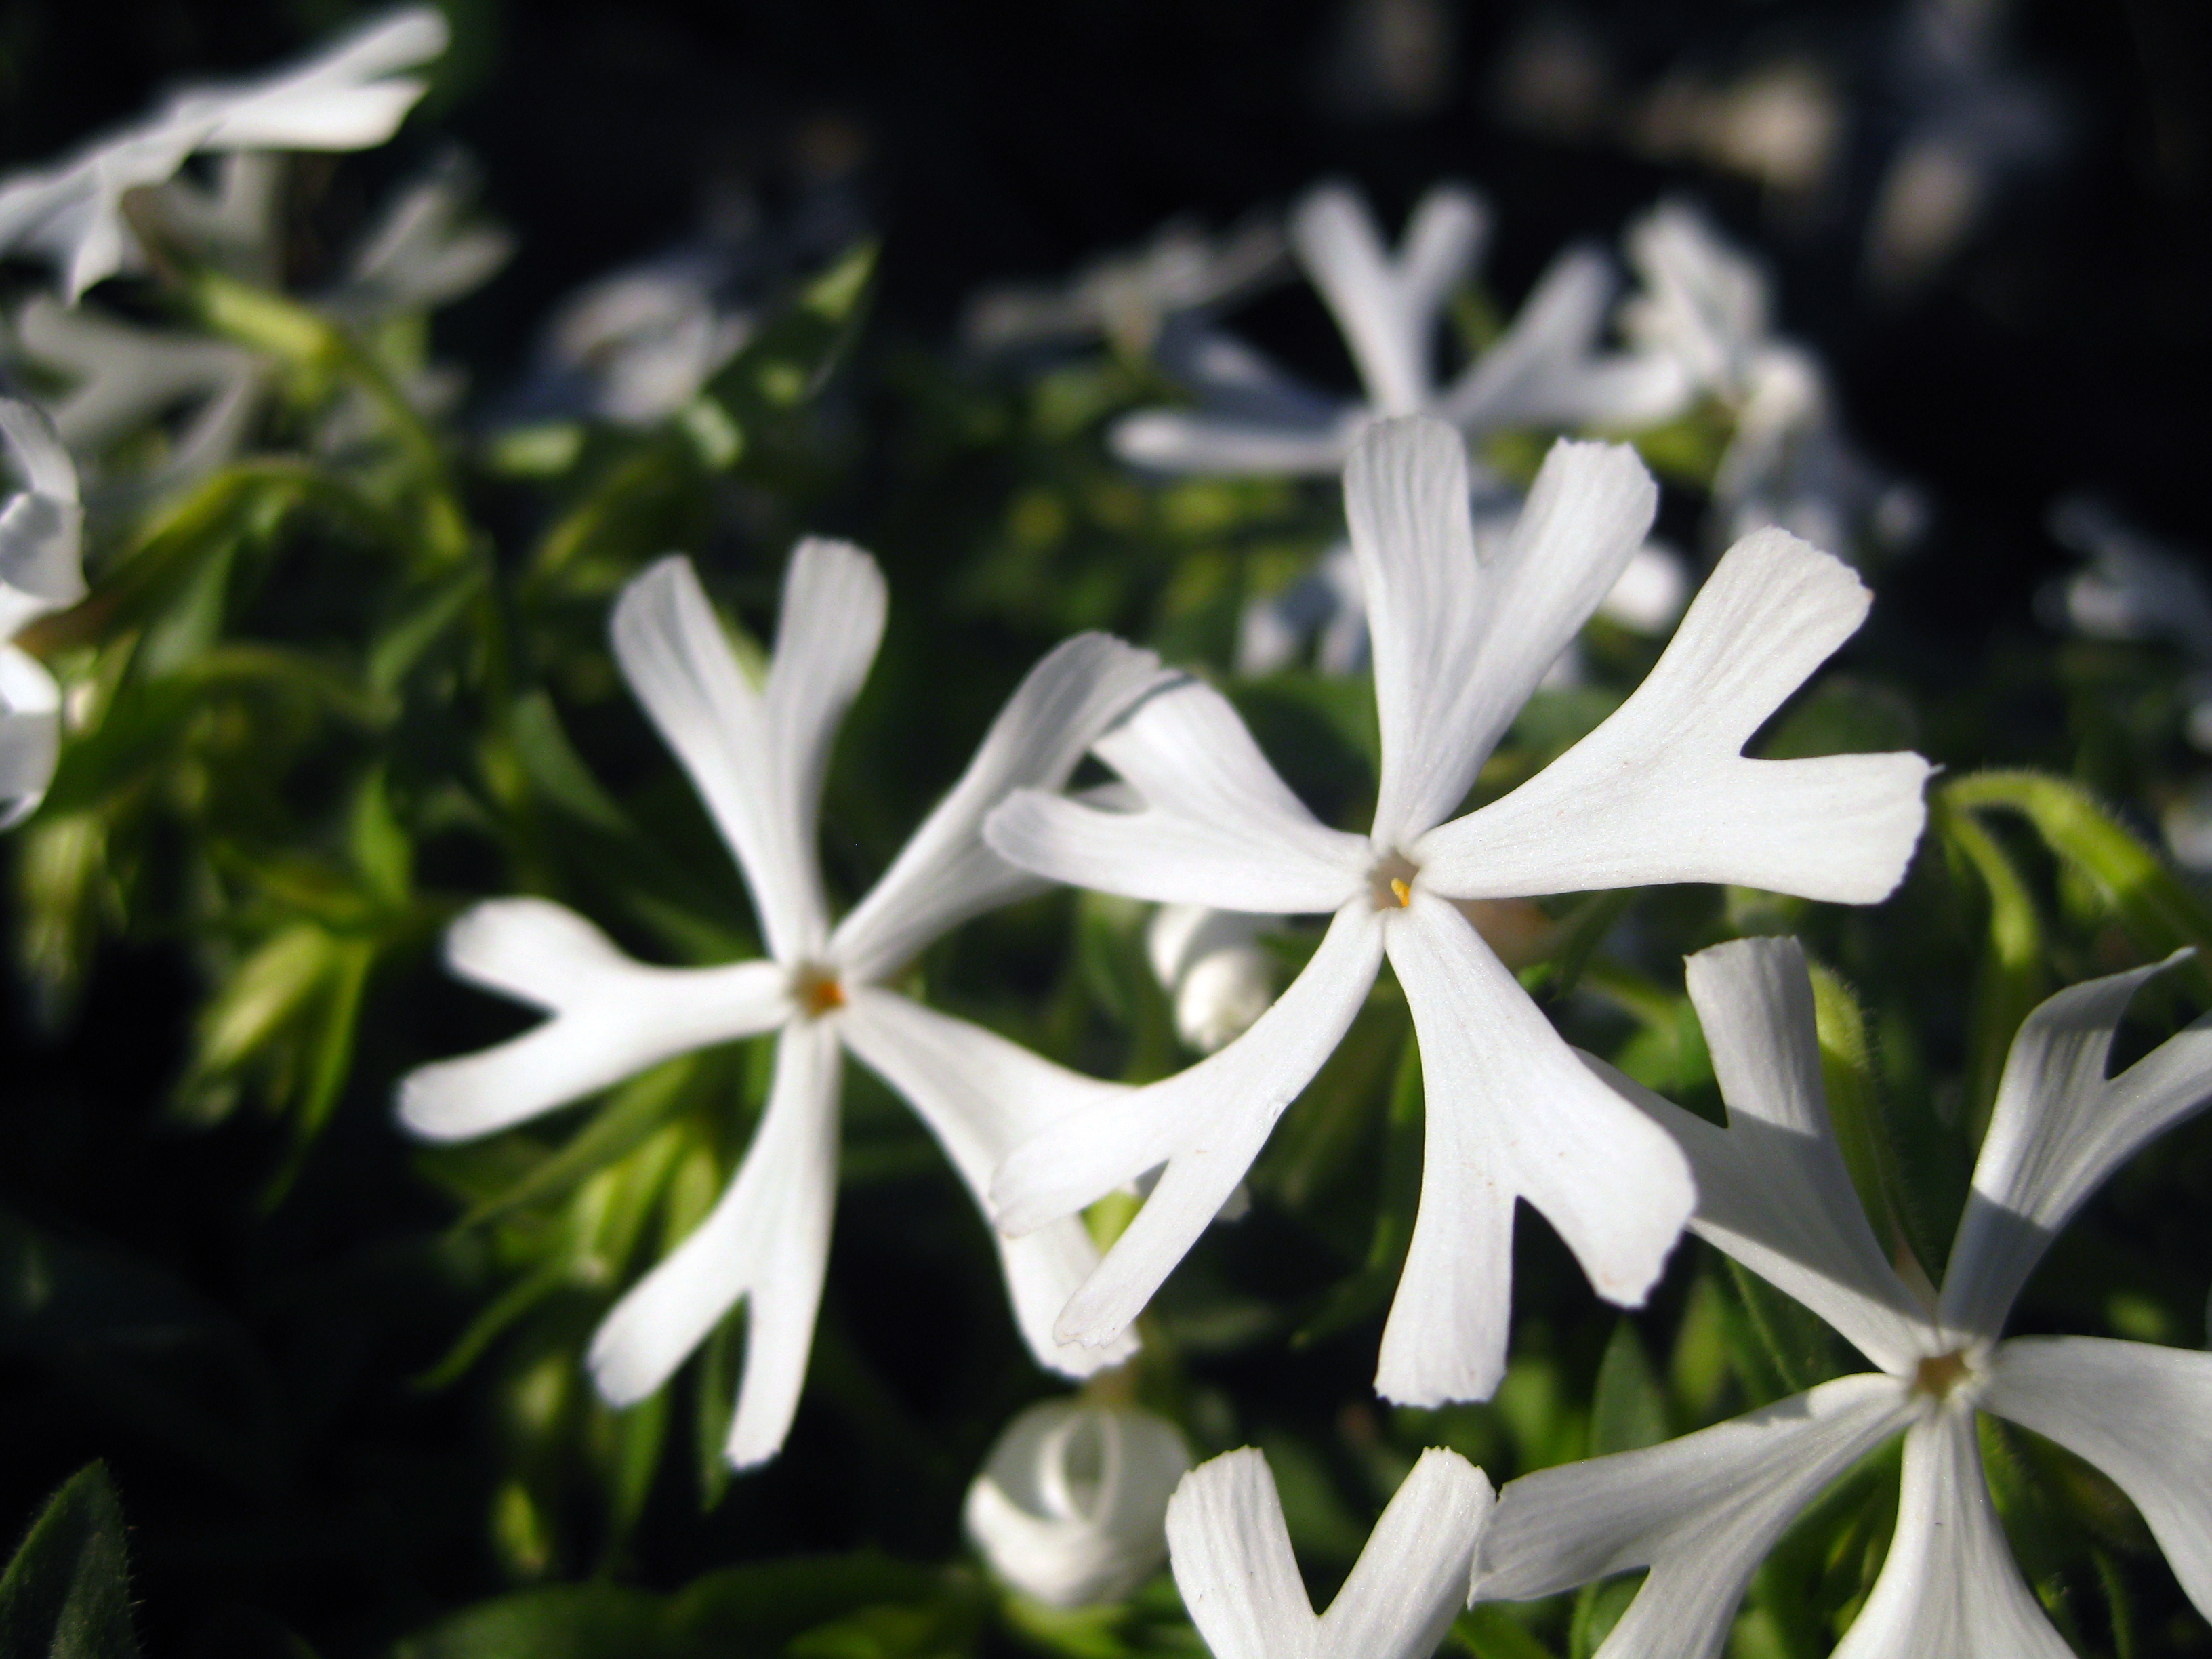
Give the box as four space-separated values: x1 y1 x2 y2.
0 1466 141 1659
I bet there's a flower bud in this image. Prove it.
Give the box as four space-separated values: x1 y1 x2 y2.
1147 904 1284 1052
964 1398 1193 1608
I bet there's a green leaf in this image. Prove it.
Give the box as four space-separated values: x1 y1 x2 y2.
1449 1606 1559 1659
391 1585 667 1659
1589 1321 1668 1456
0 1464 142 1659
1931 793 2050 1139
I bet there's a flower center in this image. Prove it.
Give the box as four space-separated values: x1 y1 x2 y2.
790 963 846 1019
1369 851 1420 912
1912 1349 1974 1402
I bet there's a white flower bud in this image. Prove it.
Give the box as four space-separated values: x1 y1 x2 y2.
1146 904 1284 1053
964 1398 1193 1608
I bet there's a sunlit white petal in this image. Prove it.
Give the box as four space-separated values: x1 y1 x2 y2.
1380 893 1694 1403
1829 1410 2072 1659
396 898 790 1140
985 677 1368 914
1942 950 2212 1339
610 552 869 960
993 906 1385 1349
588 1019 840 1468
1472 1374 1911 1659
1982 1336 2212 1623
1417 526 1929 903
838 988 1136 1374
1603 937 1936 1373
1166 1448 1317 1659
832 633 1167 984
1351 417 1655 844
1319 1446 1494 1659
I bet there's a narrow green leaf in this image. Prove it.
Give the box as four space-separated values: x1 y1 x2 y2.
1589 1320 1668 1456
0 1464 142 1659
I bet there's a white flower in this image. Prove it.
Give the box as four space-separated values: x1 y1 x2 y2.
964 215 1286 359
1111 180 1683 478
1237 518 1687 681
2046 495 2212 663
325 158 514 321
984 415 1930 1404
537 253 754 426
1622 203 1920 558
12 296 269 492
1168 1444 1492 1659
0 400 86 826
398 544 1169 1466
1473 936 2212 1658
966 1397 1193 1607
1147 904 1284 1054
0 7 448 302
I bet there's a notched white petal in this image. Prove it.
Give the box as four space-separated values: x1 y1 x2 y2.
1830 1411 2072 1659
1167 1448 1317 1659
832 632 1168 985
1320 1447 1493 1659
1604 937 1936 1374
611 552 838 960
1942 950 2212 1340
984 676 1367 914
1417 526 1929 904
991 907 1384 1350
1351 419 1657 845
396 897 790 1141
1379 893 1694 1405
1983 1336 2212 1623
1473 1374 1910 1659
839 988 1136 1374
588 1021 841 1469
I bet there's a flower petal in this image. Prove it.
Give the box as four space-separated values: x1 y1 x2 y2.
0 647 61 827
187 7 448 152
1830 1410 2072 1659
1109 407 1356 477
1350 418 1657 846
1379 892 1694 1404
1472 1373 1911 1659
1982 1335 2212 1623
1166 1448 1318 1659
1602 937 1936 1374
1940 952 2212 1341
1293 183 1422 415
588 1019 841 1469
838 987 1136 1376
1440 248 1688 435
992 905 1385 1350
985 677 1369 914
613 548 880 960
1416 526 1929 903
396 897 790 1141
831 633 1168 985
1320 1447 1493 1659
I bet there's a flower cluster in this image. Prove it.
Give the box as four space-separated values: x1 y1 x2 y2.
0 11 2205 1659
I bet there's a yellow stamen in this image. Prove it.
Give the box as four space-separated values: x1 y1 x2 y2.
792 965 846 1019
1389 878 1412 908
1912 1351 1972 1401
